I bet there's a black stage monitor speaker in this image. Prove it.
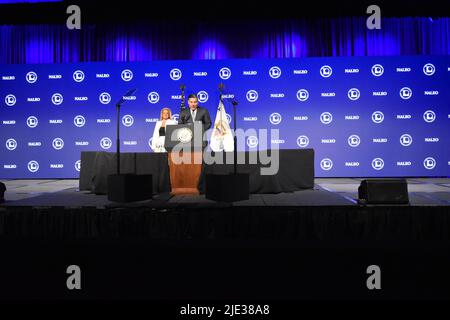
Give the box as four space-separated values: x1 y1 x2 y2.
358 179 409 204
107 174 153 203
0 182 6 203
206 173 250 202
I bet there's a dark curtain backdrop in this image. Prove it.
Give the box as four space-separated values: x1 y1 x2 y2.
1 17 449 64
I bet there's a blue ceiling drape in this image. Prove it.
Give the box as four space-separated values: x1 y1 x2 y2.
1 17 449 64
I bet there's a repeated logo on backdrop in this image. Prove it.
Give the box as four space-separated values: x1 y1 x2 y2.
1 56 449 178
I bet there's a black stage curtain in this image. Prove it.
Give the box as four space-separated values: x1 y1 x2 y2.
2 17 449 64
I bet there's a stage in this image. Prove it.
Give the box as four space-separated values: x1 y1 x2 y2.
1 0 450 312
1 178 449 240
1 178 450 208
0 178 449 300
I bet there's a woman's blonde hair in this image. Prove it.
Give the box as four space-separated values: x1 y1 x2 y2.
160 107 172 120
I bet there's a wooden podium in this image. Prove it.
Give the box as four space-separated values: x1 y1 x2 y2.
168 151 202 195
164 123 204 195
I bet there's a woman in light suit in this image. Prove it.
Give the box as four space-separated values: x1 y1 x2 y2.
151 107 177 152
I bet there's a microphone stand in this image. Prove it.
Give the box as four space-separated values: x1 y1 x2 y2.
180 84 186 113
114 88 136 175
205 84 248 202
218 83 225 152
232 100 238 175
116 101 121 175
108 88 153 203
219 83 239 175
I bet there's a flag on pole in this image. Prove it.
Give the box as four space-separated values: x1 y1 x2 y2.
210 100 234 152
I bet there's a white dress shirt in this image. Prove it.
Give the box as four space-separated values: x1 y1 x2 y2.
151 119 177 152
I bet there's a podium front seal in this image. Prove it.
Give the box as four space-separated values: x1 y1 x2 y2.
177 127 193 143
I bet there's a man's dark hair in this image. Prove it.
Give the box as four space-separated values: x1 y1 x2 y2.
188 94 198 100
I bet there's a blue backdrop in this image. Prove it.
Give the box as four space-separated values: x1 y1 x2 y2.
1 55 449 178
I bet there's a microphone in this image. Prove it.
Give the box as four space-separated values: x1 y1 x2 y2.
218 83 238 105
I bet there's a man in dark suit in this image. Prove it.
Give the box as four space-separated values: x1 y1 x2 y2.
179 93 212 131
179 93 211 193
